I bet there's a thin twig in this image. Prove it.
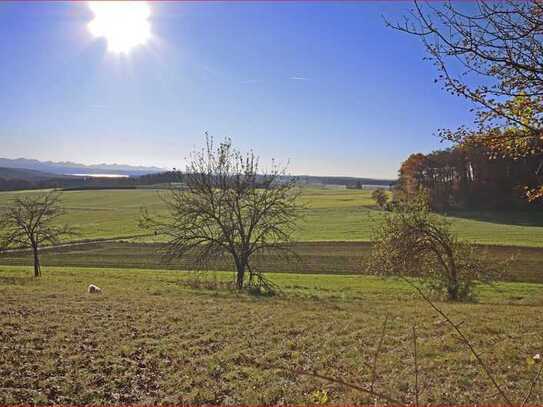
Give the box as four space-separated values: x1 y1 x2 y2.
244 358 404 405
521 361 543 407
402 277 513 406
370 314 389 395
412 325 420 407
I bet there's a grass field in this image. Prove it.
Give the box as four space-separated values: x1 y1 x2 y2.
1 187 543 246
1 265 543 404
2 188 543 404
2 241 543 283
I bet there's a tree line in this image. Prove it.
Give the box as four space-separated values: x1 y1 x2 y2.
396 135 543 211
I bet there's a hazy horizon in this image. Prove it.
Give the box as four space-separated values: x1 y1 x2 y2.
0 155 398 180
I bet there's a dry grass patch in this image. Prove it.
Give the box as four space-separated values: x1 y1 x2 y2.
1 266 543 404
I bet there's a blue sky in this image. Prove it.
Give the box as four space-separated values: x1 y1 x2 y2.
0 1 475 179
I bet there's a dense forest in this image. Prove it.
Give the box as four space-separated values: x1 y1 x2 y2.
396 135 543 210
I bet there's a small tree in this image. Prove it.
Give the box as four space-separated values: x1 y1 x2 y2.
368 196 502 301
0 191 76 277
141 135 302 291
371 188 388 209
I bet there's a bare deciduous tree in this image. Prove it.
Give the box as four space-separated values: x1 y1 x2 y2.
141 135 302 291
368 195 504 301
0 191 76 277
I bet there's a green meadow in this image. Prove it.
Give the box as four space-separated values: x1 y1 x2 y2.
0 187 543 246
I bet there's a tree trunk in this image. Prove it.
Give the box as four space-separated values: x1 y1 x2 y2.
438 245 459 301
447 283 459 301
32 245 41 278
447 262 459 301
236 262 245 289
234 256 247 290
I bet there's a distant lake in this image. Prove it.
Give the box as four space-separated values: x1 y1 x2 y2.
71 173 129 178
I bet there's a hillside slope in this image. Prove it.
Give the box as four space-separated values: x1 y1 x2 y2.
0 167 71 181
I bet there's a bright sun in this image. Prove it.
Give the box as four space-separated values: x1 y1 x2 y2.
88 1 151 54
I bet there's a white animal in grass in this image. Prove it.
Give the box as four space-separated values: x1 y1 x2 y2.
87 284 102 294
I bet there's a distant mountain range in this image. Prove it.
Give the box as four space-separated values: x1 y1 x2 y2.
0 158 166 177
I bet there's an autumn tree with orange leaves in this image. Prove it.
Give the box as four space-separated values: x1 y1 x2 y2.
390 1 543 201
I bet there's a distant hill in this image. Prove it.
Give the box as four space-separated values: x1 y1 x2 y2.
0 158 166 177
0 167 79 191
0 167 74 181
0 163 396 192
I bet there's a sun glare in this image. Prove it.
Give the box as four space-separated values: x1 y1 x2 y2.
88 1 151 54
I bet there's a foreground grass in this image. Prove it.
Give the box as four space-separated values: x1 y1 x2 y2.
1 188 543 246
2 265 543 404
